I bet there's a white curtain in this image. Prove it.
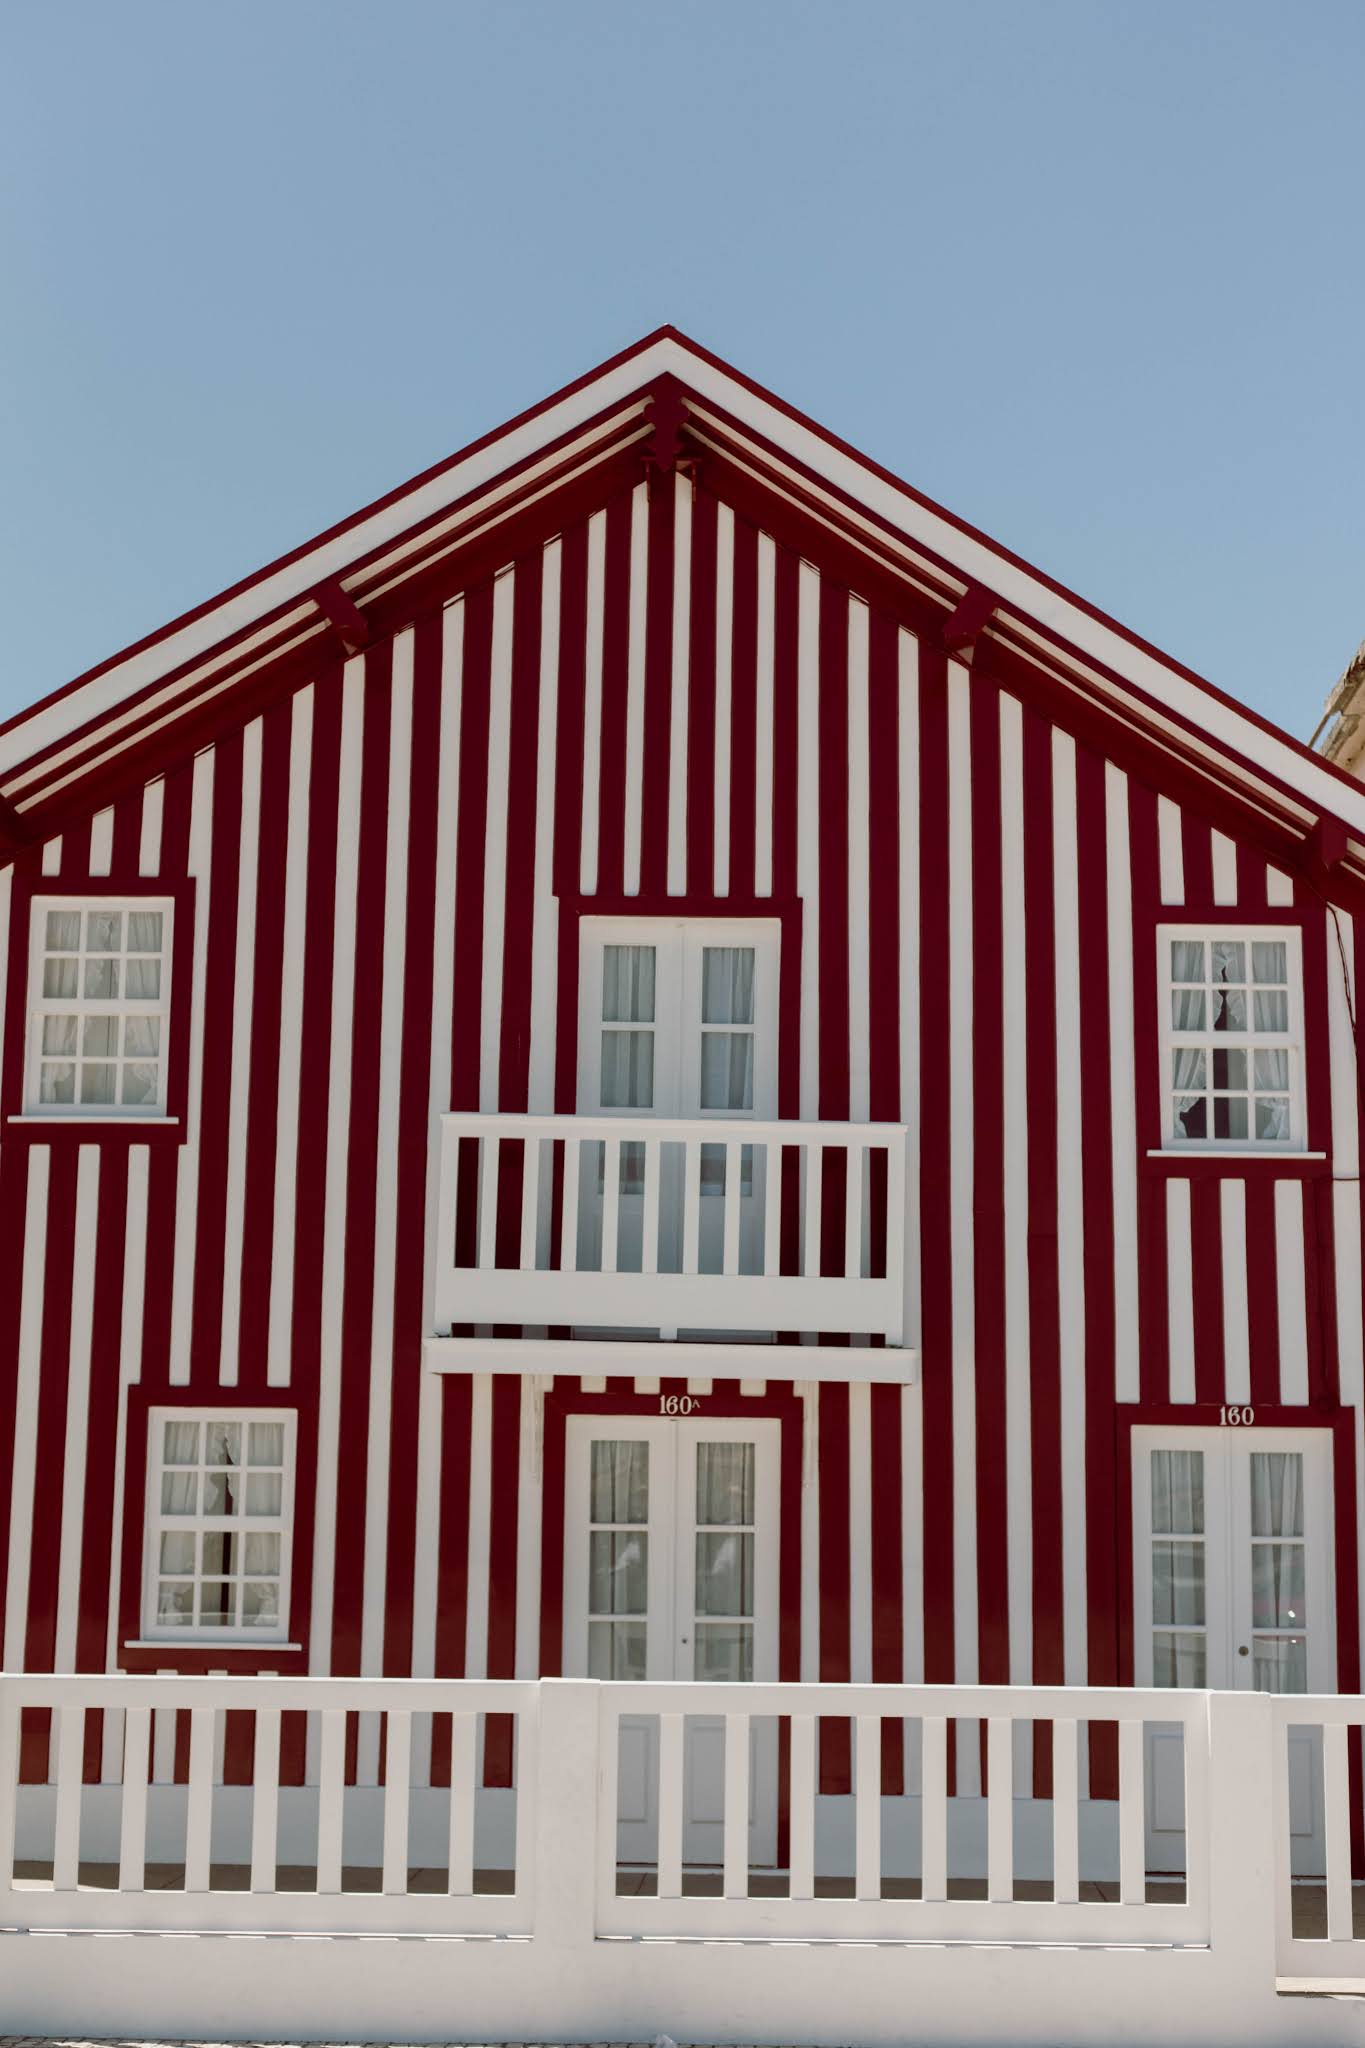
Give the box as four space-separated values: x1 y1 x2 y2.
602 945 655 1022
695 1533 753 1618
600 1029 653 1108
697 1442 755 1525
45 910 80 952
1171 987 1206 1030
1151 1449 1203 1533
700 1031 754 1111
1251 1452 1303 1538
590 1532 647 1615
702 948 754 1024
1252 940 1287 984
127 911 163 954
590 1439 648 1524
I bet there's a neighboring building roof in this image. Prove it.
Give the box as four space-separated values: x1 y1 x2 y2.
1311 639 1365 779
3 327 1365 892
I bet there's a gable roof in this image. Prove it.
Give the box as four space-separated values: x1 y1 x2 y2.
4 326 1364 892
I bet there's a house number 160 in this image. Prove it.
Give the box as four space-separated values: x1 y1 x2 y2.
660 1395 702 1416
1219 1405 1255 1426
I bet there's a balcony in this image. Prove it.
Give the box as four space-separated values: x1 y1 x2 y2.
1 1672 1357 2043
432 1111 909 1347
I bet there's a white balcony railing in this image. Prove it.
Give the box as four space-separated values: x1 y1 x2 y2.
433 1112 909 1343
0 1673 1356 2042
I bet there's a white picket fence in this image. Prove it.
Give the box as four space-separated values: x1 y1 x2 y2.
434 1111 908 1341
1 1672 1362 2043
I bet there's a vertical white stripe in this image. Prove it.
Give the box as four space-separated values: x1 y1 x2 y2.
898 635 924 1688
0 867 10 1076
479 574 515 1111
40 837 61 875
1327 917 1363 1567
4 1146 49 1667
527 543 562 1113
1106 766 1140 1404
1266 865 1294 907
1220 1181 1251 1405
847 601 871 1124
712 502 734 897
266 684 313 1387
1328 909 1359 1177
138 778 164 876
666 472 692 896
947 665 978 1731
900 1383 924 1682
1051 730 1087 1687
218 717 263 1385
1210 831 1238 904
53 1146 100 1671
167 749 215 1384
1157 797 1184 904
359 633 414 1701
309 656 366 1674
514 1378 545 1677
412 605 465 1688
848 1381 873 1682
1166 1179 1196 1403
753 533 776 898
798 1381 819 1680
1274 1181 1310 1405
622 484 649 897
796 564 821 1119
105 1145 149 1682
463 1374 494 1678
578 512 606 895
999 694 1032 1684
87 808 114 875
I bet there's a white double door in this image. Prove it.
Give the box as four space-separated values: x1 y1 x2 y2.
1134 1426 1334 1872
575 918 778 1291
564 1414 780 1866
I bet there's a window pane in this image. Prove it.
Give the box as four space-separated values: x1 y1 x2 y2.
163 1420 199 1464
87 911 122 953
43 958 77 998
1170 940 1204 982
694 1622 752 1682
1212 987 1246 1032
83 958 118 999
696 1532 753 1617
589 1618 646 1680
1152 1540 1205 1625
702 947 755 1024
121 1062 159 1106
1254 1049 1289 1089
1211 1046 1246 1090
124 957 161 1000
201 1531 234 1575
700 1031 754 1111
242 1582 280 1627
157 1582 195 1626
79 1063 116 1104
1172 1048 1206 1092
158 1532 194 1574
1174 1095 1207 1139
248 1422 285 1466
1253 990 1288 1031
602 945 655 1023
1255 1098 1290 1141
197 1582 235 1627
1251 1452 1304 1537
205 1421 242 1467
161 1472 198 1515
1213 1097 1248 1140
124 1017 161 1057
1152 1450 1204 1533
1252 941 1287 984
42 1015 77 1055
245 1471 283 1516
203 1470 238 1516
82 1015 118 1056
589 1531 647 1615
243 1532 281 1575
1171 989 1206 1030
127 911 163 953
697 1442 755 1525
1253 1636 1306 1695
45 910 80 950
1153 1631 1206 1688
600 1029 653 1108
39 1063 75 1103
590 1440 648 1523
1211 941 1245 984
1252 1543 1305 1629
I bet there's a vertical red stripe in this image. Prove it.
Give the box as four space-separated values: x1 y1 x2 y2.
685 486 718 896
22 1147 78 1673
638 477 676 896
1128 783 1170 1406
136 758 193 1391
918 645 954 1684
726 515 758 901
188 728 243 1380
769 545 800 906
1189 1178 1226 1403
817 1380 851 1792
594 494 633 898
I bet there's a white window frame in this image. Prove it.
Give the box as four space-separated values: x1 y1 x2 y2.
576 916 780 1120
1156 922 1306 1152
24 895 175 1118
140 1407 297 1645
1131 1423 1334 1692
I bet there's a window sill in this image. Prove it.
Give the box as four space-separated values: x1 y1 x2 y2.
3 1113 185 1148
123 1639 302 1651
1142 1148 1328 1180
10 1114 178 1124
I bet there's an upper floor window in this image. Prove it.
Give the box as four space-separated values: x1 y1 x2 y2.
142 1408 295 1641
26 897 173 1115
1159 926 1304 1149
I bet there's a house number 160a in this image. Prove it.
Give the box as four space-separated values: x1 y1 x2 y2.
660 1395 702 1415
1220 1405 1255 1426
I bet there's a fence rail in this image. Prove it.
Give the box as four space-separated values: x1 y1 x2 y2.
434 1111 909 1341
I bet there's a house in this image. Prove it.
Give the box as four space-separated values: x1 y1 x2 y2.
2 329 1364 2045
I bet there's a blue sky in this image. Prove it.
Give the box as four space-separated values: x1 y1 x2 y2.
2 2 1362 741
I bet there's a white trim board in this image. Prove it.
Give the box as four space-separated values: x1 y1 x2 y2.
422 1336 918 1385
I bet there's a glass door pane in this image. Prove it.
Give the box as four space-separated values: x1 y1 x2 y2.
586 1439 650 1680
1248 1450 1307 1694
1150 1448 1208 1687
692 1441 756 1681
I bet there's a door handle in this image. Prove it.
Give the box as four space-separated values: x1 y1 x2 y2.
1238 1644 1250 1657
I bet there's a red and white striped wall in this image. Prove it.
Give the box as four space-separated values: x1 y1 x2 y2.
0 464 1361 1785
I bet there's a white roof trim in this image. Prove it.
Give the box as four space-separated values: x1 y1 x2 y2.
7 333 1361 837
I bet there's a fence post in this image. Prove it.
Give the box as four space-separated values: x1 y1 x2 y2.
530 1679 601 1952
1205 1690 1279 2018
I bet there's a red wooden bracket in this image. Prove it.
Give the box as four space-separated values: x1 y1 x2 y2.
312 579 372 654
942 583 999 660
1304 813 1350 877
643 375 696 479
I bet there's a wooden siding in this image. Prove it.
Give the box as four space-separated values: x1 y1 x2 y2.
0 465 1362 1792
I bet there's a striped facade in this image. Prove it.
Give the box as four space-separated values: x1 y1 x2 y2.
1 332 1363 1798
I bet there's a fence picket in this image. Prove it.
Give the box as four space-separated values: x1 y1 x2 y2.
251 1707 281 1894
448 1711 476 1896
723 1712 750 1899
855 1712 881 1901
52 1705 85 1892
118 1706 150 1892
316 1709 346 1894
1323 1720 1352 1941
921 1715 947 1903
987 1715 1013 1903
657 1710 684 1899
789 1712 816 1900
382 1710 412 1895
184 1706 215 1891
1118 1718 1146 1908
1052 1717 1079 1906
